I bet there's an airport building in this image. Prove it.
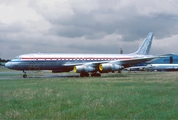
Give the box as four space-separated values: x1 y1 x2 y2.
135 54 178 66
150 54 178 64
129 54 178 72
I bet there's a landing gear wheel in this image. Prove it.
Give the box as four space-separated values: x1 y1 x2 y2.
23 74 27 78
80 73 89 77
91 73 101 77
23 70 27 78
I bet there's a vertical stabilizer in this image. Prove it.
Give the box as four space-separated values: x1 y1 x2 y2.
134 32 154 55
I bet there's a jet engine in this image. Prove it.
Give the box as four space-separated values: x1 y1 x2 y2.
99 63 123 73
74 65 96 73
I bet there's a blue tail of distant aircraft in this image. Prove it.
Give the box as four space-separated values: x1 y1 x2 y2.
134 32 154 55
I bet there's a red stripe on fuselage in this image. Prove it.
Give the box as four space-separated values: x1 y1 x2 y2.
21 57 132 61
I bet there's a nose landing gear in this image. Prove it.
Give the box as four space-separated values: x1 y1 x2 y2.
23 74 27 78
23 70 27 78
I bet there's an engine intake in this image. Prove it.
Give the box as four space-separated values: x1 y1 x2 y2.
99 63 123 73
74 65 96 73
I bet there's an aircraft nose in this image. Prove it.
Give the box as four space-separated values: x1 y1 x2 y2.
5 62 10 68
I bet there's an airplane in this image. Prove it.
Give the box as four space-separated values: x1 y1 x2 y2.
141 64 178 71
5 32 162 78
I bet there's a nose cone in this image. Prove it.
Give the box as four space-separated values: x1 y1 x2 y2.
5 62 10 69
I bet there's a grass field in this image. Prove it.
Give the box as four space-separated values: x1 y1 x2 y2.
1 66 178 119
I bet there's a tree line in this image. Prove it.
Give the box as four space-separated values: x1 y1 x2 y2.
0 58 10 62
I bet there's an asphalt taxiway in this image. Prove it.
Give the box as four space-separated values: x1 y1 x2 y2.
0 67 80 79
0 73 80 80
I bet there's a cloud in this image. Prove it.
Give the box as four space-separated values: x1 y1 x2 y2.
0 0 178 59
29 0 178 40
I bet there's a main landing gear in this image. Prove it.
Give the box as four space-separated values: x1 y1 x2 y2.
23 70 27 78
80 72 101 77
91 73 101 77
80 72 89 77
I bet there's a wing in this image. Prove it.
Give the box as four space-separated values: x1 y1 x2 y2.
112 56 159 68
63 55 163 73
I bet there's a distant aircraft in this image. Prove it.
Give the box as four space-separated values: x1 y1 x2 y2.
142 64 178 71
5 32 162 78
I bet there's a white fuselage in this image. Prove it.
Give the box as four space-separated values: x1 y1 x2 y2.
5 53 148 72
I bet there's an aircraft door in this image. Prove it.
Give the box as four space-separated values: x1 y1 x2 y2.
29 55 39 70
56 57 61 66
30 55 35 64
29 55 34 70
75 57 77 63
82 57 85 63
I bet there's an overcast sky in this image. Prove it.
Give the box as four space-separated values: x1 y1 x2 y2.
0 0 178 59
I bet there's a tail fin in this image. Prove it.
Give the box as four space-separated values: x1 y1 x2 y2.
134 32 154 55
